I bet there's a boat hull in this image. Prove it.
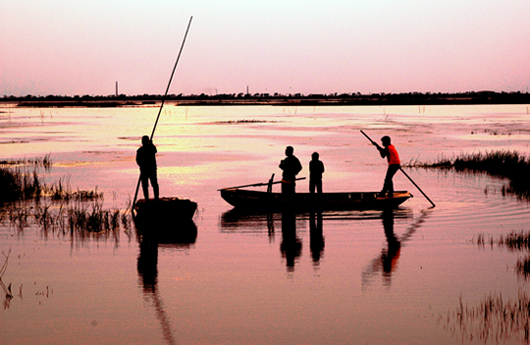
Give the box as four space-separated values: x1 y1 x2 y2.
133 197 197 223
220 188 412 211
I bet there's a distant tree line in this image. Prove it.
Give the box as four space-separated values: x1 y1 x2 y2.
2 91 530 106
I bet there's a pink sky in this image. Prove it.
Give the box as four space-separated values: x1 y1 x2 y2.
1 0 529 96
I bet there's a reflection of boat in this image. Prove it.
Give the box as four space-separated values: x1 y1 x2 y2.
220 208 412 230
133 197 197 223
220 188 412 211
133 215 197 246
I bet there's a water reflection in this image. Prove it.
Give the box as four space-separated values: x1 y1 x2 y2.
309 212 325 267
280 211 302 272
221 209 419 273
135 219 197 345
362 209 429 290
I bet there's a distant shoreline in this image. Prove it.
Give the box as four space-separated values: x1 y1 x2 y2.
2 91 530 107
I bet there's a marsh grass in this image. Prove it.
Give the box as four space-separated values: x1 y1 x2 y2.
3 198 128 236
1 248 13 309
0 167 43 203
473 231 530 280
473 231 530 251
47 176 103 201
0 158 102 204
66 202 121 233
0 154 52 170
209 119 276 124
412 150 530 199
440 292 530 344
1 156 127 235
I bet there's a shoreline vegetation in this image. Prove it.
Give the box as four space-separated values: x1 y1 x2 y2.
1 91 530 107
454 230 530 343
411 150 530 200
0 158 130 234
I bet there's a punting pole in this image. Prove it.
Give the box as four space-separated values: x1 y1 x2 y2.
218 177 306 191
360 130 436 208
132 16 193 208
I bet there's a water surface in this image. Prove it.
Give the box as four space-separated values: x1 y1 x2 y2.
1 104 530 344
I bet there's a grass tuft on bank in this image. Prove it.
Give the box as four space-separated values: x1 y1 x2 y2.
413 150 530 199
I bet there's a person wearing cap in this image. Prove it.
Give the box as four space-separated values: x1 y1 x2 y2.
372 136 400 197
136 135 159 201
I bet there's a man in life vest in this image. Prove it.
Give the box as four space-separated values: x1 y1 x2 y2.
373 136 400 197
136 135 159 201
279 146 302 194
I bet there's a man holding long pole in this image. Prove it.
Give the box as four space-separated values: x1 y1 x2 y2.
131 16 193 208
373 136 400 198
361 130 436 207
136 135 159 201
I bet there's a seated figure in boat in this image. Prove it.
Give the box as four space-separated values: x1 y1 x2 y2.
279 146 302 194
136 135 159 201
309 152 325 194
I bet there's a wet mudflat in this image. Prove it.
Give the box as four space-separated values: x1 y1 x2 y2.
1 104 530 344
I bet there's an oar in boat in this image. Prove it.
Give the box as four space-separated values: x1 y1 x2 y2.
219 177 306 190
132 16 193 209
360 130 436 208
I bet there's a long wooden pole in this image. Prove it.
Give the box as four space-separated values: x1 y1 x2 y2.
132 16 193 208
360 130 436 208
218 177 306 191
149 16 193 141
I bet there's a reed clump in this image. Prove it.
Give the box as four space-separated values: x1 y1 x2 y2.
66 202 121 233
211 119 275 124
0 157 102 204
0 154 52 169
19 199 128 236
46 177 103 202
0 156 51 203
414 150 530 199
441 292 530 344
473 231 530 280
1 156 128 236
1 248 13 309
473 230 530 251
0 167 42 203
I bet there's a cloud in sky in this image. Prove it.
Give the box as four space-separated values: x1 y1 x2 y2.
1 0 529 96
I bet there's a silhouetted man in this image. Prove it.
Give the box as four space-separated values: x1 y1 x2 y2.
279 146 302 194
372 136 400 197
309 152 325 193
136 135 159 201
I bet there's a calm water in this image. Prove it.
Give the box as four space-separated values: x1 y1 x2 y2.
1 104 530 344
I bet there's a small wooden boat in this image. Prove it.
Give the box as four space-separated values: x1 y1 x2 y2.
134 216 198 246
220 188 412 211
133 197 197 223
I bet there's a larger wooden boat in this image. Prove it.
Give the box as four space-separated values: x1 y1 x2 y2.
133 197 197 223
220 188 412 211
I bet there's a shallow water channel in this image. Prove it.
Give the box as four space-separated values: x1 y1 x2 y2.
1 103 530 344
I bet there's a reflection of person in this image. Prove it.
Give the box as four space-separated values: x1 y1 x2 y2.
372 136 400 197
309 152 325 194
136 135 159 200
382 210 401 279
279 146 302 194
280 211 302 272
309 212 324 267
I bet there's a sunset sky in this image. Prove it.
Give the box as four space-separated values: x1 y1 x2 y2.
2 0 529 97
